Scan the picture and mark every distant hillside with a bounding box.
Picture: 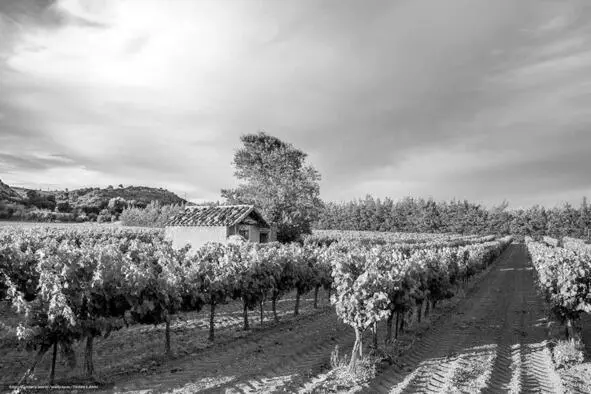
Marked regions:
[30,186,184,208]
[1,179,188,221]
[0,179,24,203]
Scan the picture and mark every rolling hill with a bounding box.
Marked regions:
[0,179,187,220]
[0,179,25,204]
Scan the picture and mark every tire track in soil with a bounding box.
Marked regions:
[365,244,564,394]
[380,252,512,394]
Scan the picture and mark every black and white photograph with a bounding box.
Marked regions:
[1,0,590,393]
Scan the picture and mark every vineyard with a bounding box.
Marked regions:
[526,235,591,345]
[305,229,490,245]
[2,226,588,392]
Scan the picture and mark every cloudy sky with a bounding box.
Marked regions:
[1,0,590,208]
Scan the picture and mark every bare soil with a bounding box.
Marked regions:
[555,314,591,394]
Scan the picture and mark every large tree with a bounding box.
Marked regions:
[222,132,323,242]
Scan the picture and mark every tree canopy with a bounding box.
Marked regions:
[316,195,591,238]
[222,132,323,242]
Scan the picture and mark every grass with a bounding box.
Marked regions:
[301,345,379,393]
[552,339,585,369]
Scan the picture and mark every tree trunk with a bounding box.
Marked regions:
[243,300,250,330]
[425,298,431,318]
[294,289,301,316]
[417,301,423,323]
[327,287,332,302]
[84,335,95,378]
[18,345,49,385]
[165,315,171,356]
[385,310,394,344]
[49,341,58,385]
[272,294,279,322]
[208,301,216,341]
[314,286,320,309]
[400,312,406,334]
[372,321,378,349]
[395,312,400,339]
[348,327,363,374]
[259,300,264,326]
[433,300,438,310]
[566,318,581,344]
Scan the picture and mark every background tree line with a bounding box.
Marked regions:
[315,196,591,238]
[5,131,589,241]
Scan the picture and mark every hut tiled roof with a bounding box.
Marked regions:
[166,205,268,227]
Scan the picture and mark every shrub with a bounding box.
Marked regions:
[120,201,184,227]
[25,190,56,211]
[23,209,53,222]
[56,201,72,213]
[330,355,378,387]
[97,209,113,223]
[227,234,247,244]
[108,197,128,216]
[330,345,347,369]
[553,340,585,369]
[53,212,76,222]
[0,202,17,219]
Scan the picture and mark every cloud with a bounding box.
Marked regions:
[1,0,591,207]
[0,152,76,172]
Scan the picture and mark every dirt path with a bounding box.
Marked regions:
[365,243,564,394]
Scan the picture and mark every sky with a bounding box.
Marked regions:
[1,0,591,209]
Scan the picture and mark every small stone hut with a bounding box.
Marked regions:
[165,205,276,250]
